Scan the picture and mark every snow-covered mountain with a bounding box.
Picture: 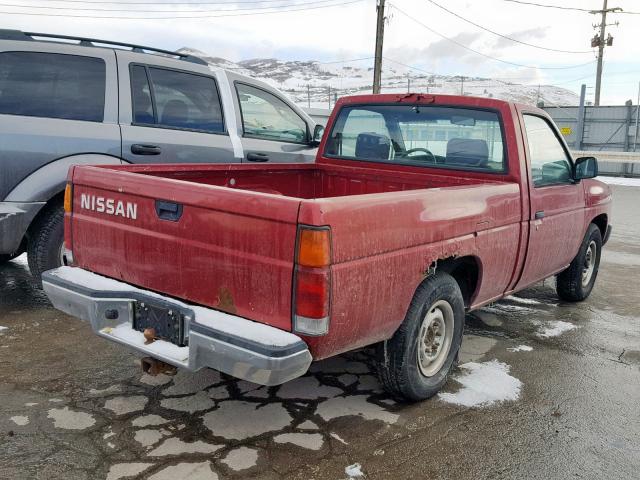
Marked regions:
[178,47,579,108]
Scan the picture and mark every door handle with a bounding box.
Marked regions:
[535,211,545,219]
[246,152,269,162]
[155,200,183,222]
[131,144,161,155]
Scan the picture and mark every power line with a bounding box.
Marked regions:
[0,0,363,18]
[389,3,597,70]
[501,0,640,15]
[28,0,300,3]
[424,0,593,54]
[499,0,594,12]
[0,0,350,13]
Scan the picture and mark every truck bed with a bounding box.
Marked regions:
[67,162,511,345]
[121,162,492,199]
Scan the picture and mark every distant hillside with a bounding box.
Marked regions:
[178,47,579,108]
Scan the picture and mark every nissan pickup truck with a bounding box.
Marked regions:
[42,94,612,402]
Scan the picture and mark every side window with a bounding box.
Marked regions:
[131,66,224,133]
[523,115,573,187]
[130,66,154,125]
[0,51,105,122]
[236,83,307,143]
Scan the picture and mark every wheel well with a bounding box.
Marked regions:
[26,191,64,239]
[591,214,608,238]
[433,256,480,308]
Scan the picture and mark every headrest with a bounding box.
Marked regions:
[355,132,391,161]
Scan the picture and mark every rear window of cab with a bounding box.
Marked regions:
[324,104,507,173]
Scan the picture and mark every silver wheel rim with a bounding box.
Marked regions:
[417,299,454,377]
[581,240,597,287]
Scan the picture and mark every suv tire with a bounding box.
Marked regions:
[27,201,64,284]
[377,272,465,402]
[556,223,602,302]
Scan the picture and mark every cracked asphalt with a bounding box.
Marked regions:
[1,184,639,480]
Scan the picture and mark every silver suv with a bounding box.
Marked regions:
[0,30,322,281]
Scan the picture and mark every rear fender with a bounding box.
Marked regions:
[5,153,126,203]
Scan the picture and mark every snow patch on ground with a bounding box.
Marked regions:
[148,462,218,480]
[10,415,29,426]
[274,432,324,450]
[47,407,96,430]
[505,295,541,305]
[316,395,399,424]
[221,446,259,471]
[439,360,522,407]
[345,463,365,478]
[0,326,7,332]
[599,176,640,187]
[536,321,577,338]
[104,396,148,415]
[507,345,533,352]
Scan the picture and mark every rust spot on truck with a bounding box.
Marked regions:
[215,287,237,315]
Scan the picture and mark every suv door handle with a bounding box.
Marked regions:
[131,144,161,155]
[246,152,269,162]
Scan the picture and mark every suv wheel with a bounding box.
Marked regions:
[27,201,65,284]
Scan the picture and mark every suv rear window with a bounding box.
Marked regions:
[325,104,506,173]
[130,65,224,133]
[0,52,105,122]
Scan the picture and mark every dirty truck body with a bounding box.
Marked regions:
[43,94,612,401]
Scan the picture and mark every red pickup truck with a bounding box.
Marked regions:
[43,94,611,401]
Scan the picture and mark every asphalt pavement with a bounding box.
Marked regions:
[1,184,638,480]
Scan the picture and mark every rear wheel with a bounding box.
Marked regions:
[556,223,602,302]
[27,201,65,284]
[377,272,465,402]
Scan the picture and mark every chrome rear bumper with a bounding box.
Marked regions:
[42,267,311,386]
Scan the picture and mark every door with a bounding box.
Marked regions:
[119,60,237,164]
[515,113,585,289]
[235,82,316,163]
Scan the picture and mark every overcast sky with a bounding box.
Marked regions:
[3,0,640,104]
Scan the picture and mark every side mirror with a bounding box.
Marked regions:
[574,156,598,180]
[310,124,325,147]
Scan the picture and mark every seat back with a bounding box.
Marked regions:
[446,138,489,167]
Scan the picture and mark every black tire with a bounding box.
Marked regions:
[556,223,602,302]
[376,272,465,402]
[27,201,65,284]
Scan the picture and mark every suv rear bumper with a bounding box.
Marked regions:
[0,202,45,254]
[42,267,312,386]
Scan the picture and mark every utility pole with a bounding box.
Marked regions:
[591,0,621,106]
[328,86,331,109]
[307,85,310,109]
[372,0,385,94]
[634,81,640,152]
[460,76,465,95]
[407,73,411,93]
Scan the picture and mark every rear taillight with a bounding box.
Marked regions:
[293,226,331,336]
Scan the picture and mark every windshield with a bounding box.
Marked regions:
[324,104,506,172]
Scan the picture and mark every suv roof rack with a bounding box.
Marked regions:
[0,29,208,66]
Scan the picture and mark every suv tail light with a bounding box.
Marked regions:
[293,226,331,336]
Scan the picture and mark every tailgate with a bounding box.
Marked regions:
[68,165,301,331]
